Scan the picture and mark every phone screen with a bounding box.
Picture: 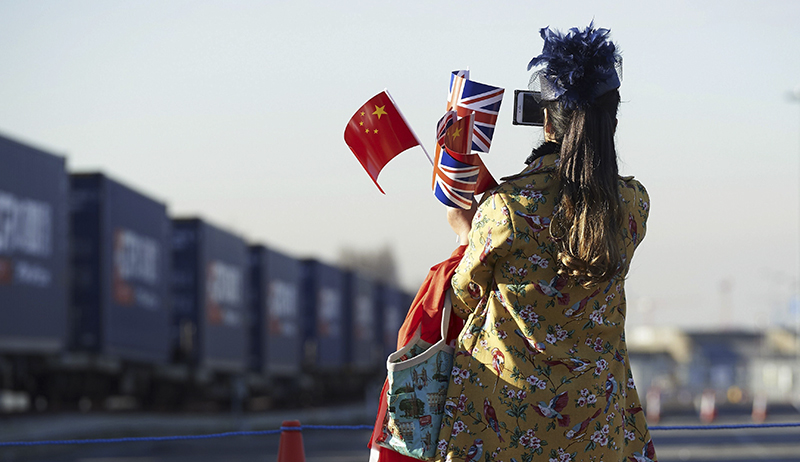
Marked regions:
[513,90,544,126]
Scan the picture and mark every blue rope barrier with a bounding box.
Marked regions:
[1,422,798,448]
[649,422,800,431]
[0,430,281,447]
[301,424,374,431]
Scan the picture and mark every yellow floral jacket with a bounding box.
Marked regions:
[437,153,656,462]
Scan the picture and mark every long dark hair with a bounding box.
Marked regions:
[544,89,622,287]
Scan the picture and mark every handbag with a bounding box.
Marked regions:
[377,292,454,460]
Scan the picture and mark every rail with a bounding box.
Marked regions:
[1,422,800,447]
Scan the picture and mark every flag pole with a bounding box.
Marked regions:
[385,89,433,166]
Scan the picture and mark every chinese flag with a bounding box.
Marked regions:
[344,91,420,193]
[441,112,473,155]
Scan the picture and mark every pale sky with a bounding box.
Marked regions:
[1,0,799,330]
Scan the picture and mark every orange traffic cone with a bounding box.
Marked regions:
[277,420,306,462]
[645,387,661,424]
[699,390,716,423]
[752,393,768,423]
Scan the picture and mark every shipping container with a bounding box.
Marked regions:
[402,291,415,323]
[378,284,408,360]
[300,259,346,371]
[0,134,68,353]
[345,271,382,372]
[248,245,301,377]
[171,218,248,373]
[70,173,171,364]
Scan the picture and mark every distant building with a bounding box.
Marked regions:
[627,327,691,405]
[627,326,800,409]
[684,330,760,396]
[749,329,799,403]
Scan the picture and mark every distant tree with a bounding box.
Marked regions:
[337,244,398,284]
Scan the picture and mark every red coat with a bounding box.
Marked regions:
[368,246,466,461]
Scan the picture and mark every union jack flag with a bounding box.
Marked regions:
[433,146,482,209]
[432,113,497,209]
[435,110,457,146]
[447,70,505,154]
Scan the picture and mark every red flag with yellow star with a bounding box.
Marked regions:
[344,91,420,193]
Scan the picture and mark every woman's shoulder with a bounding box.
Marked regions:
[618,175,651,229]
[481,173,558,210]
[619,175,647,194]
[499,153,560,183]
[618,175,649,201]
[486,154,561,197]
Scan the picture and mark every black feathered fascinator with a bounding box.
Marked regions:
[527,22,622,109]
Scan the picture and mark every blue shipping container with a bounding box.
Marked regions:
[0,134,68,353]
[172,218,248,373]
[378,284,408,360]
[70,173,171,363]
[248,245,301,377]
[346,272,381,372]
[300,259,346,371]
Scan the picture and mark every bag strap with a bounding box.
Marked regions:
[440,290,452,342]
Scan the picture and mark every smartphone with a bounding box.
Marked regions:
[512,90,544,126]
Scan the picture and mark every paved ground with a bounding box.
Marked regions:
[1,405,800,461]
[652,426,800,461]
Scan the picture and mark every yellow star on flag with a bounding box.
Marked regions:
[372,105,387,119]
[451,126,462,139]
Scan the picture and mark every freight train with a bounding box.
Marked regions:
[0,133,413,412]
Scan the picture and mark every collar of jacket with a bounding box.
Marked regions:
[501,153,560,182]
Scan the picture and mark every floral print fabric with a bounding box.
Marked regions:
[437,153,657,462]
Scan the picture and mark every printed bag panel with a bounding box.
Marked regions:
[378,293,455,460]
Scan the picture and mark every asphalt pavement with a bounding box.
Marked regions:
[1,403,800,462]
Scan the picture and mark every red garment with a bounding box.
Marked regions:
[367,246,466,461]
